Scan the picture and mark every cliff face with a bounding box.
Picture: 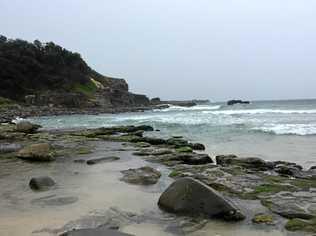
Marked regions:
[0,35,149,108]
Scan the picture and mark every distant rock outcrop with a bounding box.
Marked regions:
[227,100,250,106]
[150,98,210,107]
[0,35,150,109]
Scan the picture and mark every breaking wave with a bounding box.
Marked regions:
[252,124,316,136]
[203,109,316,115]
[155,105,221,112]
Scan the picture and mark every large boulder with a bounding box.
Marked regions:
[16,121,41,133]
[17,143,55,161]
[29,176,56,190]
[120,166,161,185]
[158,177,245,221]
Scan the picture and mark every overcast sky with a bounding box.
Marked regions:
[1,0,316,101]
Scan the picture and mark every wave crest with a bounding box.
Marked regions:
[252,124,316,136]
[155,105,221,112]
[203,109,316,115]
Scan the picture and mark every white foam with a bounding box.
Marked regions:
[203,109,316,115]
[155,105,221,112]
[11,117,25,124]
[253,124,316,135]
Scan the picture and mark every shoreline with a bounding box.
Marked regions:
[0,122,315,235]
[0,104,157,123]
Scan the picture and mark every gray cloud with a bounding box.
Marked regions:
[1,0,315,101]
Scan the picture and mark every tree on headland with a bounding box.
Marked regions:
[0,35,93,100]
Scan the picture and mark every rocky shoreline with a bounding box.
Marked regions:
[0,121,315,235]
[0,104,160,123]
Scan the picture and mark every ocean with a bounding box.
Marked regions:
[30,99,316,168]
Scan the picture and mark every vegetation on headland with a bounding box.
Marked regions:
[0,35,150,109]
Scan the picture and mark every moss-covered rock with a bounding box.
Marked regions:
[176,146,193,153]
[285,218,316,233]
[252,214,274,225]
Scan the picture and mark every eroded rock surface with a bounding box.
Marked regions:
[120,166,161,185]
[17,143,55,161]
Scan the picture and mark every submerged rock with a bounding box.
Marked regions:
[120,166,161,185]
[285,218,316,233]
[17,143,55,161]
[89,125,154,136]
[31,195,78,206]
[16,121,41,133]
[132,148,173,156]
[262,195,316,220]
[0,143,22,153]
[252,213,275,225]
[86,156,120,165]
[60,228,133,236]
[158,177,245,221]
[29,176,56,190]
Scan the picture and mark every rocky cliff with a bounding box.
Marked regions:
[0,35,150,109]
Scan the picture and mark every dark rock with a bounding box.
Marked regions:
[216,155,272,170]
[90,125,154,136]
[150,97,161,104]
[29,176,56,190]
[273,161,303,170]
[227,100,250,106]
[86,156,120,165]
[216,155,238,166]
[275,165,303,178]
[17,143,55,161]
[60,228,133,236]
[158,177,245,221]
[134,137,166,145]
[309,166,316,170]
[159,100,197,107]
[167,137,189,148]
[190,143,206,150]
[177,153,213,165]
[120,166,161,185]
[16,121,41,133]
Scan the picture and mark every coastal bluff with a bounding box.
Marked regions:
[0,35,150,110]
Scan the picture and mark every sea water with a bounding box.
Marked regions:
[30,99,316,168]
